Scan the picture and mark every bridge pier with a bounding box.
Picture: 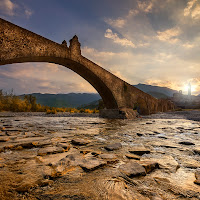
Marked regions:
[99,108,138,119]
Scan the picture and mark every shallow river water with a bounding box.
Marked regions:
[0,112,200,200]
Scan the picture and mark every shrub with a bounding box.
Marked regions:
[46,109,57,114]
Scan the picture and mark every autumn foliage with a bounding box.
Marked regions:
[0,90,99,114]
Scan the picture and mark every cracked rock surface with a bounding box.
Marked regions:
[0,111,200,200]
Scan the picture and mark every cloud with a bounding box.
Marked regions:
[137,0,153,13]
[145,79,178,90]
[157,27,181,43]
[0,0,16,16]
[0,0,33,18]
[105,9,138,28]
[25,9,33,18]
[84,43,200,95]
[191,3,200,19]
[105,18,126,28]
[182,42,195,49]
[145,77,200,95]
[104,29,136,48]
[184,0,200,20]
[0,63,96,94]
[82,46,129,62]
[104,0,155,30]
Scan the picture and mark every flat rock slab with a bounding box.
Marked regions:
[57,142,70,150]
[119,161,146,177]
[179,141,195,145]
[0,132,6,136]
[141,155,179,173]
[80,157,107,171]
[54,152,84,168]
[182,158,200,169]
[194,171,200,185]
[195,170,200,180]
[137,160,159,173]
[71,139,90,145]
[38,146,65,156]
[13,140,52,149]
[194,148,200,155]
[80,149,101,156]
[105,143,122,151]
[125,154,140,160]
[57,153,107,172]
[152,197,163,200]
[99,153,117,160]
[0,136,10,142]
[99,153,118,163]
[194,179,200,185]
[129,145,150,155]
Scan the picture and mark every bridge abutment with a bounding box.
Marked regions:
[99,108,138,119]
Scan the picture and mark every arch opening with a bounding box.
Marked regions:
[0,56,118,109]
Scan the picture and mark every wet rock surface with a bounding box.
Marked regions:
[125,153,140,160]
[0,111,200,200]
[37,146,65,156]
[194,170,200,185]
[105,142,122,151]
[119,161,146,177]
[129,145,150,155]
[71,138,90,145]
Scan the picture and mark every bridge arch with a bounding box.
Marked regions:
[0,56,118,109]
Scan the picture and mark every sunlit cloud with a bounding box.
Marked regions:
[184,0,200,20]
[82,46,129,61]
[0,0,33,18]
[105,9,138,28]
[105,18,126,28]
[191,3,200,19]
[145,79,200,95]
[182,42,195,49]
[0,63,96,94]
[0,0,16,16]
[157,27,181,43]
[137,0,153,13]
[104,29,136,48]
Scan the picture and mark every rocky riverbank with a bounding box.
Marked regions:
[0,111,200,199]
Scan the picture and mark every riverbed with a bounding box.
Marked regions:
[0,111,200,200]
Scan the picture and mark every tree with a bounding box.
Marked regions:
[24,95,37,111]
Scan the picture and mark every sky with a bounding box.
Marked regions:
[0,0,200,95]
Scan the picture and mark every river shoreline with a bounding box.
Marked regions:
[0,110,200,121]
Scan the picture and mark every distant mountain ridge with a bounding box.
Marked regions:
[134,84,177,98]
[19,93,101,108]
[18,84,177,108]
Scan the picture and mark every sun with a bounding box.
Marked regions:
[183,84,196,93]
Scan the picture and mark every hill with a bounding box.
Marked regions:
[19,93,101,108]
[18,84,176,109]
[134,83,177,98]
[78,100,100,109]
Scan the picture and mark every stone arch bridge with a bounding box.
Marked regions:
[0,18,174,118]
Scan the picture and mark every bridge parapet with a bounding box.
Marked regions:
[0,18,70,63]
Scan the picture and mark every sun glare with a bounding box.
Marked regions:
[183,84,196,93]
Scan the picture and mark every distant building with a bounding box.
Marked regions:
[188,83,191,97]
[171,84,200,109]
